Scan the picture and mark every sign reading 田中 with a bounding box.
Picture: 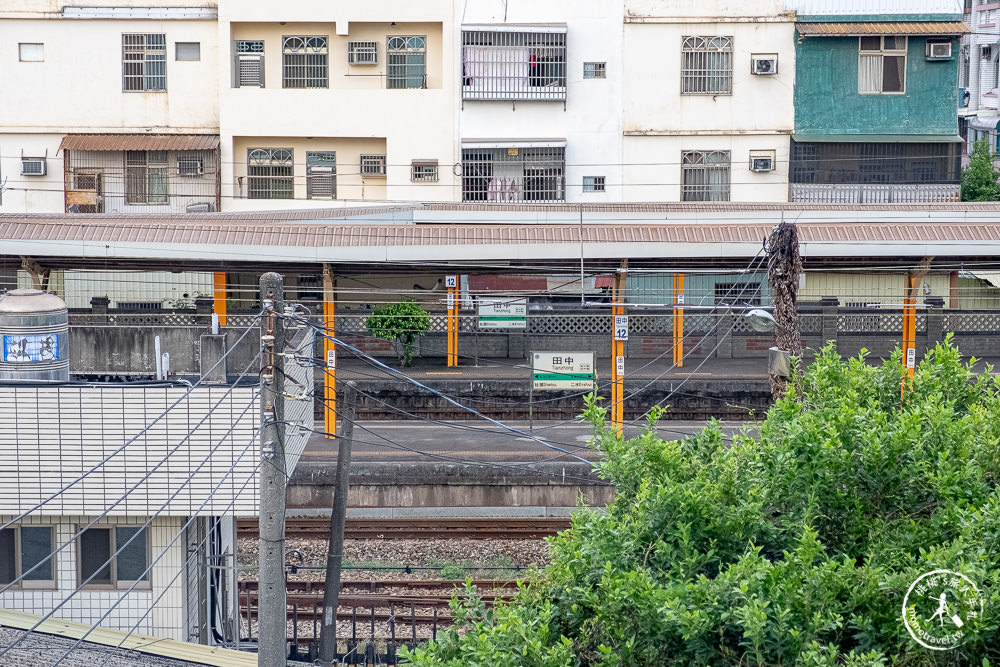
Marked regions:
[478,298,527,330]
[532,352,595,390]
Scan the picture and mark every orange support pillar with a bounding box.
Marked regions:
[673,273,685,367]
[213,271,227,326]
[323,265,336,438]
[611,262,628,434]
[901,273,917,396]
[447,275,458,367]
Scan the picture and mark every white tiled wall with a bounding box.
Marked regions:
[0,515,186,641]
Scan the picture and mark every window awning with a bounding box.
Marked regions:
[968,117,1000,132]
[796,21,970,36]
[462,139,567,149]
[59,134,220,152]
[792,134,964,143]
[971,271,1000,288]
[462,23,567,34]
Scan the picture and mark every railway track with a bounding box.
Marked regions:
[238,516,570,539]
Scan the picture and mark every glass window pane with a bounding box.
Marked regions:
[80,529,111,584]
[19,43,44,62]
[0,529,14,584]
[883,55,905,92]
[176,42,200,61]
[860,36,881,51]
[116,527,148,582]
[20,527,52,581]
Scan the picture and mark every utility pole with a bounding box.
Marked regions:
[258,272,287,667]
[318,382,357,666]
[611,260,628,434]
[901,257,933,396]
[766,222,802,401]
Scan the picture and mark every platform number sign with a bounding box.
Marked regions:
[616,355,625,376]
[614,315,629,341]
[676,293,684,305]
[445,275,458,288]
[906,347,916,369]
[326,349,336,369]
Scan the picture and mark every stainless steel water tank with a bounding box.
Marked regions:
[0,289,69,382]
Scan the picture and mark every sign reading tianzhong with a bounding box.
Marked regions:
[478,298,527,329]
[532,352,595,390]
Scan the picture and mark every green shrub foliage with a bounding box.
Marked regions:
[364,299,431,366]
[961,138,1000,202]
[405,339,1000,665]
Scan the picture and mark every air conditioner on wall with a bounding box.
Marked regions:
[751,56,778,75]
[927,42,953,59]
[348,41,378,65]
[750,157,775,172]
[177,158,204,176]
[21,158,46,176]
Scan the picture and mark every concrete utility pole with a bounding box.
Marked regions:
[767,222,803,401]
[318,382,357,666]
[258,272,287,667]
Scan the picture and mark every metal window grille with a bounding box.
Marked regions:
[360,154,387,177]
[789,141,960,185]
[681,150,731,201]
[122,33,166,91]
[282,35,328,88]
[348,41,378,65]
[411,160,439,181]
[462,30,566,100]
[234,40,264,87]
[306,151,336,199]
[583,62,606,79]
[715,282,762,306]
[125,150,168,205]
[583,176,605,192]
[681,36,732,95]
[859,36,906,94]
[247,148,293,199]
[461,146,565,202]
[176,154,204,176]
[387,35,426,89]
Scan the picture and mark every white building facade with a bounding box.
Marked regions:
[622,0,796,202]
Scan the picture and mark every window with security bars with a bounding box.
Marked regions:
[234,40,264,87]
[411,160,438,181]
[123,33,166,91]
[715,282,762,306]
[583,62,606,79]
[789,140,960,184]
[462,30,566,100]
[0,526,54,587]
[283,35,328,88]
[248,148,293,199]
[583,176,605,192]
[306,151,336,199]
[681,36,732,95]
[859,36,906,94]
[387,36,426,89]
[348,41,378,65]
[461,147,565,202]
[360,154,387,177]
[681,150,731,201]
[125,150,168,205]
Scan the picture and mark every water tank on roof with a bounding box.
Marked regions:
[0,289,69,382]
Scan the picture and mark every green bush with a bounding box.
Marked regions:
[364,299,431,366]
[961,138,1000,202]
[404,339,1000,665]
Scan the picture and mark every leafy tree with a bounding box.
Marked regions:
[364,299,431,366]
[961,138,1000,202]
[405,338,1000,665]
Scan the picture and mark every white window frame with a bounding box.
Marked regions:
[18,43,44,62]
[681,150,731,202]
[77,525,150,590]
[582,176,605,192]
[0,525,56,589]
[282,35,329,89]
[859,36,907,95]
[583,62,606,79]
[681,36,733,95]
[122,33,166,92]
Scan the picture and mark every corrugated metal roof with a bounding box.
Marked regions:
[796,21,969,35]
[58,134,220,152]
[786,0,963,17]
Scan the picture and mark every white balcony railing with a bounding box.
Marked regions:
[790,183,960,203]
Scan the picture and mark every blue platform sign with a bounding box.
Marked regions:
[3,333,60,363]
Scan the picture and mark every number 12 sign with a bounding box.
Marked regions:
[614,315,629,341]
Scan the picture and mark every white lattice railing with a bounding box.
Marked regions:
[791,183,960,203]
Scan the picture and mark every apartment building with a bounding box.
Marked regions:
[961,0,1000,155]
[0,1,220,214]
[621,0,796,202]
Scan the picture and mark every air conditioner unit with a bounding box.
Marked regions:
[177,158,204,176]
[21,158,46,176]
[751,56,778,75]
[348,41,378,65]
[750,157,775,172]
[185,201,214,213]
[927,42,953,59]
